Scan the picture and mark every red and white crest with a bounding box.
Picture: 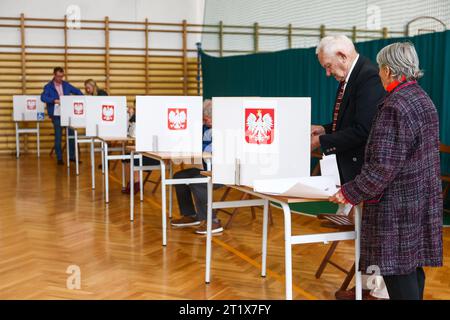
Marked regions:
[167,108,187,130]
[73,102,84,115]
[244,108,275,144]
[102,105,115,122]
[26,99,36,111]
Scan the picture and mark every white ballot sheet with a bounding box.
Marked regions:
[253,176,338,199]
[53,104,61,116]
[320,154,341,186]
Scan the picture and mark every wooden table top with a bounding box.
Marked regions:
[201,171,326,204]
[126,146,211,161]
[97,136,135,142]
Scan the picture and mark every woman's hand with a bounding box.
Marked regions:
[329,189,348,204]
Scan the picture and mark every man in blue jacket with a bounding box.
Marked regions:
[41,67,83,165]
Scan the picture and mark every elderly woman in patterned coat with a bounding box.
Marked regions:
[330,42,443,300]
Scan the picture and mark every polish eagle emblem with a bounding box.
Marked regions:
[26,99,36,111]
[168,108,187,130]
[245,108,275,144]
[73,102,84,115]
[102,105,114,122]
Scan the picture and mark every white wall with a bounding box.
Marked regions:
[0,0,205,55]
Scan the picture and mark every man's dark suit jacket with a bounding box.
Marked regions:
[319,55,385,184]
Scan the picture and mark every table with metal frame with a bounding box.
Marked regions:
[15,121,40,158]
[65,126,104,177]
[92,136,136,203]
[203,175,362,300]
[128,148,212,246]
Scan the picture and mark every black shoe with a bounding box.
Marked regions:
[57,160,64,165]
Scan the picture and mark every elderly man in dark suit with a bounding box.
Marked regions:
[331,42,443,300]
[312,35,386,299]
[312,35,385,186]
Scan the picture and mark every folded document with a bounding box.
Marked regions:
[253,176,338,199]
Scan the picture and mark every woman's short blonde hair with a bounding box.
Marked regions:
[376,42,423,81]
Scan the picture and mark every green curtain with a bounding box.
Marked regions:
[201,30,450,181]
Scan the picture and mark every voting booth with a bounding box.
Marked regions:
[13,95,46,158]
[85,96,128,138]
[135,96,203,153]
[13,95,45,122]
[206,97,362,300]
[61,96,87,129]
[212,97,312,187]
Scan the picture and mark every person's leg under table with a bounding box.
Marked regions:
[52,116,63,162]
[66,126,70,167]
[191,177,223,234]
[171,168,201,227]
[191,181,218,222]
[68,127,75,161]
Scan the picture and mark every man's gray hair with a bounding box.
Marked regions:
[376,42,423,80]
[316,35,356,56]
[203,99,212,118]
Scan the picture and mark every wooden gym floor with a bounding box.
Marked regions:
[0,153,449,300]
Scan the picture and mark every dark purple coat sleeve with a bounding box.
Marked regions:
[341,101,413,204]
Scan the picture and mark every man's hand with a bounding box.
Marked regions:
[329,189,348,204]
[311,135,321,151]
[311,125,325,136]
[311,125,325,151]
[54,99,60,105]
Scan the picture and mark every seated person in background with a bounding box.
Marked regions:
[41,67,83,165]
[171,99,224,234]
[122,104,160,194]
[84,79,108,96]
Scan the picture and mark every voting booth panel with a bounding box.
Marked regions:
[135,96,203,153]
[61,96,87,128]
[13,96,46,122]
[85,96,128,138]
[212,97,311,187]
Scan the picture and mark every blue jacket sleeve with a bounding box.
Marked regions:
[67,82,83,96]
[40,83,55,104]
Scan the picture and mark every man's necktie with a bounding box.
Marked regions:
[332,81,346,133]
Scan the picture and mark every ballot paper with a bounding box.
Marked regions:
[253,176,338,199]
[53,103,61,116]
[320,154,341,186]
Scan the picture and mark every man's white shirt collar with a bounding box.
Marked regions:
[344,54,359,86]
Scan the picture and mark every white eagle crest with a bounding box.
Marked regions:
[27,99,36,110]
[246,109,273,143]
[102,105,114,121]
[168,109,187,129]
[74,102,83,115]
